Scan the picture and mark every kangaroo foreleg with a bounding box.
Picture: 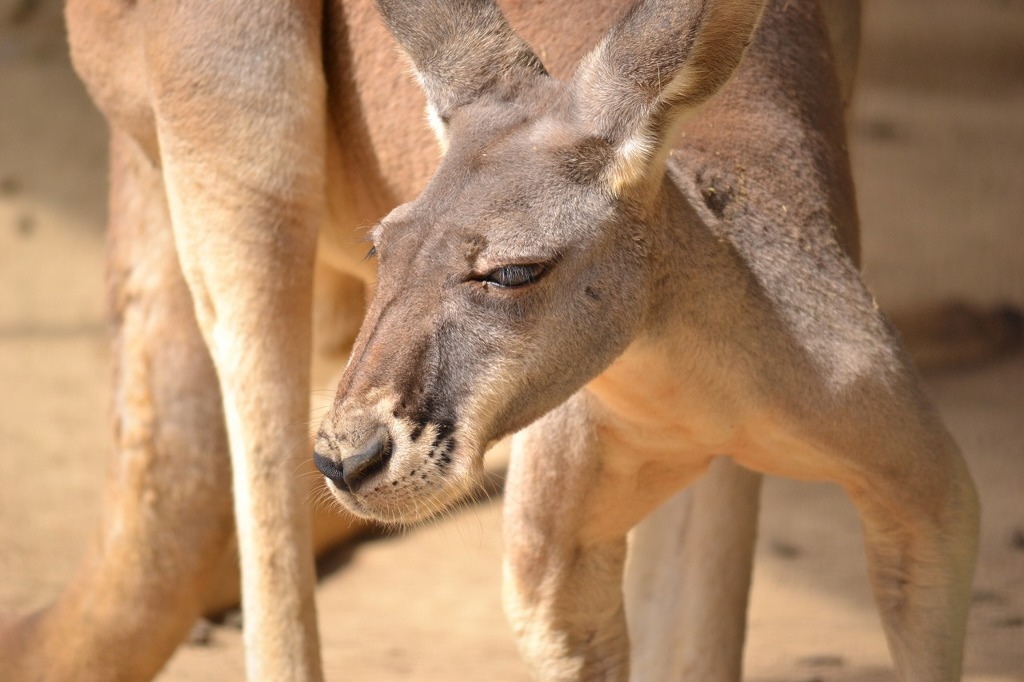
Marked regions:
[504,395,712,682]
[738,370,979,681]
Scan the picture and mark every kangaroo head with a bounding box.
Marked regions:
[315,0,764,523]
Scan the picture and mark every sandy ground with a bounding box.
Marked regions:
[1,1,1022,680]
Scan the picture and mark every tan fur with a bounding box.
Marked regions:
[324,1,978,681]
[0,0,1013,680]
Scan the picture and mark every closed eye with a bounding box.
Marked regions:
[479,263,547,289]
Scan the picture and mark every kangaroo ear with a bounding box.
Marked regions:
[569,0,765,193]
[375,0,548,146]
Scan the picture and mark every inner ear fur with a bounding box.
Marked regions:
[374,0,548,144]
[568,0,766,193]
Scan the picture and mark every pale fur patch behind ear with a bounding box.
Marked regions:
[425,103,450,154]
[609,132,658,195]
[606,66,703,195]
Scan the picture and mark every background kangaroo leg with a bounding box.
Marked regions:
[144,2,327,676]
[0,131,236,681]
[624,459,762,682]
[157,143,324,681]
[199,265,374,619]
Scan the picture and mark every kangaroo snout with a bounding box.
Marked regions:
[314,384,482,524]
[314,426,393,493]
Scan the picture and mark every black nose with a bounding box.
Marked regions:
[314,427,393,493]
[313,450,347,491]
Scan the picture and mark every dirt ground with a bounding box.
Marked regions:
[1,1,1022,680]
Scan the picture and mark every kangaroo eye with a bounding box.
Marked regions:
[364,244,378,260]
[482,263,546,288]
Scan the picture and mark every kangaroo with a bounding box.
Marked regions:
[0,0,984,681]
[315,1,978,680]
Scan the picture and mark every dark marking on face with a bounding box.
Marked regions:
[386,329,459,446]
[432,421,455,447]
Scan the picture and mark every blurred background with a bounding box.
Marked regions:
[1,0,1021,680]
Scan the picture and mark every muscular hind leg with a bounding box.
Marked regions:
[0,131,235,681]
